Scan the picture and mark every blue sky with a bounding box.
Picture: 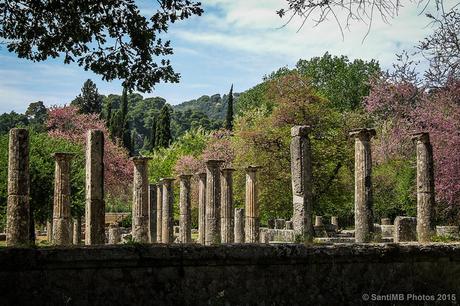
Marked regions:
[0,0,447,113]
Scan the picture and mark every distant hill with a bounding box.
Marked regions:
[173,93,240,121]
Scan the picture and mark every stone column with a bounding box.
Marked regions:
[314,216,323,227]
[46,220,53,242]
[234,208,245,243]
[245,166,261,243]
[179,174,192,243]
[350,128,376,243]
[156,181,163,243]
[73,215,82,245]
[205,160,224,245]
[221,168,235,243]
[85,130,105,245]
[331,216,339,227]
[52,152,74,245]
[161,178,175,244]
[197,172,207,244]
[108,223,121,244]
[412,132,435,243]
[131,157,151,243]
[148,184,157,243]
[6,128,30,246]
[290,126,314,241]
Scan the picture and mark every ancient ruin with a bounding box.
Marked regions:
[220,168,235,243]
[131,157,151,243]
[161,178,175,244]
[197,172,207,244]
[205,160,224,245]
[178,174,192,243]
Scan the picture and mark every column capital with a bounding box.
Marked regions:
[161,177,175,183]
[52,152,75,160]
[178,174,193,180]
[349,128,376,140]
[245,165,262,172]
[411,131,430,143]
[130,156,152,164]
[221,167,235,174]
[196,171,207,178]
[205,159,224,166]
[291,125,311,137]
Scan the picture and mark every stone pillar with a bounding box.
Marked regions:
[73,216,82,245]
[221,168,235,243]
[156,181,163,243]
[245,166,261,243]
[394,216,417,243]
[179,174,192,243]
[148,184,157,243]
[285,220,293,230]
[314,216,323,227]
[412,132,435,243]
[350,128,376,243]
[290,126,314,241]
[274,219,285,230]
[6,128,30,246]
[381,218,391,225]
[108,223,121,244]
[85,130,105,245]
[46,220,53,242]
[197,172,207,244]
[331,216,339,227]
[131,157,151,243]
[205,160,224,245]
[52,152,74,245]
[161,178,175,244]
[234,208,245,243]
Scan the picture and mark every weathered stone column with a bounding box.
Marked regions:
[234,208,245,243]
[156,181,163,243]
[85,130,105,245]
[245,166,261,243]
[73,215,81,245]
[148,184,157,243]
[350,128,376,243]
[290,126,314,241]
[6,128,30,246]
[205,160,224,245]
[108,223,121,244]
[314,216,323,227]
[197,172,207,244]
[46,220,53,242]
[179,174,192,243]
[161,178,175,244]
[131,157,151,243]
[331,216,339,227]
[52,152,74,245]
[412,132,435,243]
[221,168,235,243]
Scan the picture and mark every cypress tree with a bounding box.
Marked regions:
[71,79,103,114]
[155,105,172,148]
[225,84,234,130]
[123,119,132,154]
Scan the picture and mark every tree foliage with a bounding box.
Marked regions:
[71,79,103,115]
[155,105,172,148]
[226,84,234,130]
[0,0,203,92]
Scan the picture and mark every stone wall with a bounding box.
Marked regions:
[1,244,460,305]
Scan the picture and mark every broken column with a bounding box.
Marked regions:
[221,168,235,243]
[131,157,151,243]
[179,174,192,243]
[52,152,74,245]
[46,220,53,243]
[350,128,376,243]
[314,216,323,227]
[108,223,121,244]
[290,126,314,241]
[85,130,105,245]
[394,216,417,242]
[161,178,175,244]
[6,128,30,246]
[148,184,157,243]
[234,208,245,243]
[197,172,207,244]
[331,216,339,228]
[73,215,81,245]
[156,181,163,243]
[412,132,435,243]
[205,160,224,245]
[245,166,261,243]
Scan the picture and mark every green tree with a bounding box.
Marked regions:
[0,112,28,134]
[0,1,203,92]
[25,101,47,131]
[296,53,381,111]
[155,105,172,148]
[226,84,234,130]
[71,79,103,114]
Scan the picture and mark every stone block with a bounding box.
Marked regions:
[394,216,417,243]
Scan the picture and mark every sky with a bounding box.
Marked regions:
[0,0,447,113]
